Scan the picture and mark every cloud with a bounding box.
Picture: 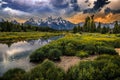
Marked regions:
[2,0,82,16]
[104,7,120,14]
[83,0,110,13]
[85,0,89,3]
[2,7,30,16]
[0,0,8,8]
[3,0,30,12]
[67,12,120,24]
[95,13,120,23]
[0,0,120,23]
[51,0,69,9]
[5,0,50,6]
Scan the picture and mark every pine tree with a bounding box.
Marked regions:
[97,22,101,33]
[101,26,107,34]
[83,15,96,33]
[73,26,78,33]
[113,21,120,34]
[83,16,91,32]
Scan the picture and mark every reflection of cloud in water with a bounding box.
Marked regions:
[0,39,51,63]
[0,38,51,76]
[5,39,51,56]
[6,41,31,56]
[0,36,62,76]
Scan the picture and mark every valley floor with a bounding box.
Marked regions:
[0,32,63,43]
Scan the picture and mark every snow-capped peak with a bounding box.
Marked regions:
[24,17,75,30]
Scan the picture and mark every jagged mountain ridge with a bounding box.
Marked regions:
[0,17,119,30]
[24,17,75,30]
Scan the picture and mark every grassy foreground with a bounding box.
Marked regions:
[0,32,64,43]
[30,33,120,62]
[1,55,120,80]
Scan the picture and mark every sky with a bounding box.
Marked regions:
[0,0,120,23]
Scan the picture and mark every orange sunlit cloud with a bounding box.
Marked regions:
[66,13,120,24]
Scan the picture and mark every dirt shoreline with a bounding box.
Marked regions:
[55,55,98,71]
[115,48,120,55]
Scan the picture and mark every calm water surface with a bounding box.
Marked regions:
[0,36,62,76]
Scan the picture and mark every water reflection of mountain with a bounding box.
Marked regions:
[0,38,52,62]
[0,36,62,76]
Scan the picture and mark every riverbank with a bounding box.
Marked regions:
[30,33,120,63]
[0,32,64,43]
[55,55,98,71]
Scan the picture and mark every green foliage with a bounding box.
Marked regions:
[48,49,62,61]
[76,51,89,58]
[101,26,109,34]
[0,21,56,32]
[64,42,77,56]
[82,16,97,33]
[30,46,62,62]
[96,22,102,32]
[30,33,119,62]
[113,21,120,34]
[30,50,45,62]
[0,32,62,43]
[113,39,120,48]
[73,16,120,34]
[73,26,82,33]
[97,46,118,55]
[22,60,65,80]
[2,55,120,80]
[83,44,97,55]
[67,55,120,80]
[2,68,25,80]
[73,26,78,33]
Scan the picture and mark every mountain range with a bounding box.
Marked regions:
[0,17,119,30]
[24,17,75,30]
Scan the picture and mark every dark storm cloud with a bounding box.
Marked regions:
[3,0,30,12]
[2,0,81,16]
[51,0,69,9]
[93,0,110,11]
[70,0,80,11]
[85,0,89,3]
[2,0,118,19]
[71,3,80,11]
[105,7,120,14]
[83,0,110,14]
[49,0,81,15]
[70,0,77,3]
[51,0,80,12]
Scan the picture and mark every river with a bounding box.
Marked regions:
[0,36,62,76]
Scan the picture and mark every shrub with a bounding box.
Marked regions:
[0,77,3,80]
[23,60,65,80]
[30,50,45,62]
[48,49,62,61]
[97,46,118,55]
[113,39,120,48]
[64,42,77,56]
[76,51,89,58]
[2,68,25,80]
[83,44,97,55]
[67,55,120,80]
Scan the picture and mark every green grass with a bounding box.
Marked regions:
[0,32,64,43]
[30,33,120,62]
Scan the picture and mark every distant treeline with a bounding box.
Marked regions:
[0,21,56,32]
[73,16,120,34]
